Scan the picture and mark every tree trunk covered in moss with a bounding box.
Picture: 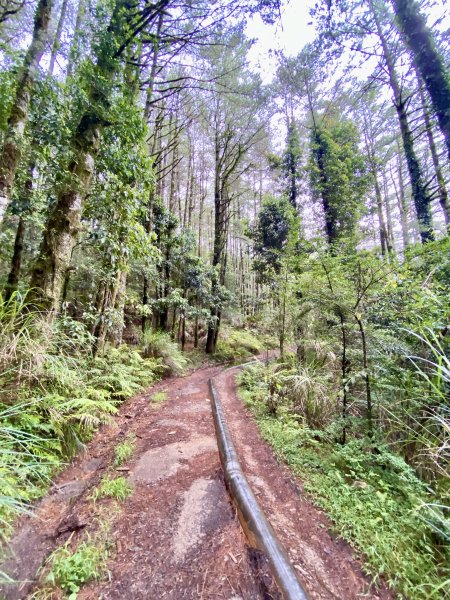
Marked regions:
[4,216,25,301]
[0,0,54,224]
[30,0,168,315]
[392,0,450,162]
[313,132,337,246]
[417,76,450,226]
[372,3,434,243]
[48,0,69,75]
[30,115,101,313]
[395,97,433,243]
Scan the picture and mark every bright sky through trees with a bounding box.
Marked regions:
[246,0,317,82]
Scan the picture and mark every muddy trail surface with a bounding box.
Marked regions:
[0,363,393,600]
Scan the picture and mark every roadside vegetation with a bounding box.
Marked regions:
[113,434,136,466]
[0,292,161,534]
[91,475,133,503]
[43,539,109,599]
[238,309,450,600]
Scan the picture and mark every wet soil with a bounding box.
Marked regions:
[0,362,394,600]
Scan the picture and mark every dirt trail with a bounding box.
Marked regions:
[0,363,393,600]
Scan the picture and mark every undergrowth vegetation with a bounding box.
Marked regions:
[113,434,136,466]
[142,330,189,376]
[43,540,108,599]
[0,293,162,534]
[214,327,277,363]
[238,360,450,599]
[91,476,133,503]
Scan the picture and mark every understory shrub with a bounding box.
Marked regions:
[238,362,450,599]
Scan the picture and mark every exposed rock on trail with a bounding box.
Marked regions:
[0,364,393,600]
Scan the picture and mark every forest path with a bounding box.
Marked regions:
[0,363,393,600]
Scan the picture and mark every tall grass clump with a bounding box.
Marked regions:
[142,329,188,375]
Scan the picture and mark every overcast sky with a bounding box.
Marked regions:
[245,0,449,84]
[245,0,317,83]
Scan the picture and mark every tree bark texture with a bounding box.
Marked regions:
[0,0,54,224]
[393,0,450,161]
[4,216,25,302]
[417,76,450,226]
[48,0,69,75]
[372,3,434,243]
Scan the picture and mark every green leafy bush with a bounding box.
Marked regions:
[237,362,266,390]
[45,541,107,599]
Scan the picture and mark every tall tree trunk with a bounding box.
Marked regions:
[112,270,127,346]
[362,116,391,255]
[371,2,434,243]
[374,174,390,255]
[48,0,69,75]
[312,127,337,246]
[392,150,410,249]
[382,171,396,252]
[206,131,226,354]
[67,0,87,78]
[417,75,450,226]
[3,155,35,300]
[4,216,25,302]
[0,0,54,224]
[194,311,199,348]
[392,0,450,161]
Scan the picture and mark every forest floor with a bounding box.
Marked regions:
[0,362,394,600]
